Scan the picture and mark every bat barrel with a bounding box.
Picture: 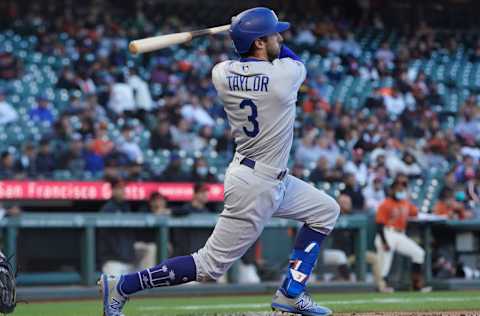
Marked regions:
[129,24,230,54]
[129,32,192,54]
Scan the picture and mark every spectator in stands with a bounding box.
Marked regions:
[197,125,214,150]
[309,157,329,183]
[325,59,343,83]
[387,151,422,178]
[78,116,95,140]
[15,143,37,178]
[294,25,316,46]
[291,163,307,181]
[135,192,172,268]
[454,104,480,144]
[90,121,114,157]
[0,89,18,125]
[325,156,346,182]
[176,183,212,215]
[54,115,74,143]
[309,74,329,100]
[327,32,344,55]
[341,173,365,210]
[316,135,340,167]
[150,119,177,151]
[355,125,383,152]
[85,94,107,122]
[383,87,407,118]
[454,154,476,183]
[171,119,203,151]
[190,157,216,183]
[124,160,146,181]
[364,176,386,212]
[146,192,171,216]
[345,148,368,186]
[159,154,189,182]
[295,132,319,166]
[467,169,480,205]
[35,138,56,178]
[76,69,96,95]
[63,94,86,116]
[58,134,86,177]
[98,179,137,275]
[375,42,394,65]
[108,72,135,117]
[181,96,215,127]
[434,187,473,220]
[443,170,457,191]
[0,52,21,79]
[343,32,361,57]
[128,68,154,112]
[116,125,143,164]
[29,94,54,124]
[0,151,15,179]
[359,61,380,81]
[56,68,81,90]
[171,183,213,257]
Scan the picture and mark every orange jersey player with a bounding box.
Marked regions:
[375,175,431,292]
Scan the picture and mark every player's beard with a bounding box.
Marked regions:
[266,44,280,62]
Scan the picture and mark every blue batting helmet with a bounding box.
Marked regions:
[229,7,290,54]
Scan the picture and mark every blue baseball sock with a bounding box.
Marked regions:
[281,225,326,298]
[119,255,196,296]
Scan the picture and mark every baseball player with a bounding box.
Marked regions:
[375,176,431,292]
[99,7,339,316]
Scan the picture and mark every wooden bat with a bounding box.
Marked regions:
[129,24,230,54]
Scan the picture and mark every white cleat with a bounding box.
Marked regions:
[271,290,332,316]
[98,274,128,316]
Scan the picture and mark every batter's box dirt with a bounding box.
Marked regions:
[186,312,480,316]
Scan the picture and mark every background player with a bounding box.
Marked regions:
[99,7,339,316]
[375,175,432,292]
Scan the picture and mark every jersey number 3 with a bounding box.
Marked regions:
[240,99,259,137]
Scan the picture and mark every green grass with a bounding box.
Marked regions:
[14,290,480,316]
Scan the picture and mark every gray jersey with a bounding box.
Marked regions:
[212,58,306,169]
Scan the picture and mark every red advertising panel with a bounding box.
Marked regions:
[0,181,224,201]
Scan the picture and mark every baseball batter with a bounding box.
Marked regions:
[100,7,339,316]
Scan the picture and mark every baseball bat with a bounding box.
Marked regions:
[129,24,230,54]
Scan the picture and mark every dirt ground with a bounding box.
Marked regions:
[334,312,480,316]
[194,312,480,316]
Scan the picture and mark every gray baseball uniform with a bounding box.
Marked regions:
[192,57,340,281]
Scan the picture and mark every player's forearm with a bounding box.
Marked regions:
[279,45,302,62]
[376,223,388,245]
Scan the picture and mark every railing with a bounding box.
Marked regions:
[0,213,369,286]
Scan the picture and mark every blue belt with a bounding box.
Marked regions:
[240,157,287,180]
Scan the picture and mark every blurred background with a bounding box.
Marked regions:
[0,0,479,299]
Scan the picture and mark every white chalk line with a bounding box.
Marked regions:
[139,296,480,311]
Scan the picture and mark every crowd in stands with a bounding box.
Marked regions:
[0,0,479,286]
[0,2,478,217]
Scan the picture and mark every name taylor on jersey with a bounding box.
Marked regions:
[226,74,270,92]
